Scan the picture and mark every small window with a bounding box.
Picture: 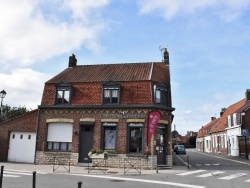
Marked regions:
[55,82,72,105]
[154,82,169,105]
[28,135,31,139]
[12,134,15,139]
[20,135,23,139]
[102,81,120,104]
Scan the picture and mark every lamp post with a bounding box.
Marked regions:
[0,90,7,120]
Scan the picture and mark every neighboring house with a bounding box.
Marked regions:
[197,90,250,157]
[196,117,220,153]
[231,90,250,158]
[35,51,175,168]
[210,99,245,155]
[0,110,38,163]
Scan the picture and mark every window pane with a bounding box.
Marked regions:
[68,143,72,151]
[47,142,52,150]
[104,127,116,150]
[63,90,70,104]
[57,90,63,104]
[129,128,142,153]
[54,142,60,150]
[155,90,161,103]
[162,90,168,104]
[61,142,67,150]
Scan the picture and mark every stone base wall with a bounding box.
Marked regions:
[35,151,173,169]
[35,151,78,166]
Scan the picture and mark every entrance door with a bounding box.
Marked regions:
[156,125,166,165]
[79,125,94,163]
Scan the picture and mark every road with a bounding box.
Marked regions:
[1,149,250,188]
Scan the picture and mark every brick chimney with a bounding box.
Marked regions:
[211,117,216,121]
[220,108,227,117]
[68,54,77,67]
[245,89,250,101]
[162,48,169,65]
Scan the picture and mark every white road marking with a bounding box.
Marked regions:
[196,171,225,177]
[4,169,47,174]
[70,174,206,188]
[177,170,207,176]
[245,179,250,182]
[3,174,20,178]
[4,171,32,176]
[218,173,247,180]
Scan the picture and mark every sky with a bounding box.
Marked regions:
[1,0,250,135]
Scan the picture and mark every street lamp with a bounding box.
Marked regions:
[0,90,7,118]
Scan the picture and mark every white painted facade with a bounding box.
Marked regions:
[204,135,211,153]
[226,113,242,156]
[8,131,36,163]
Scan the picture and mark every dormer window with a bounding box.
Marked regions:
[154,82,168,105]
[55,82,72,105]
[102,81,120,104]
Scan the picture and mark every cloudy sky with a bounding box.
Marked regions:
[1,0,250,135]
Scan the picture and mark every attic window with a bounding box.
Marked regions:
[154,82,169,105]
[102,81,120,104]
[55,82,72,105]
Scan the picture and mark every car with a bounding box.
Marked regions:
[173,144,182,152]
[175,145,186,154]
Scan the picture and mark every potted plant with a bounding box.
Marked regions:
[88,148,108,159]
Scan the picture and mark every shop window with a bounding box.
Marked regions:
[55,82,72,105]
[102,81,120,104]
[28,135,31,139]
[154,82,168,105]
[20,135,23,139]
[128,123,144,153]
[102,122,117,151]
[12,134,15,139]
[47,122,73,152]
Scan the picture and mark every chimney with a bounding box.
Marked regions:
[68,54,77,67]
[245,89,250,101]
[211,117,216,121]
[220,108,227,117]
[161,48,169,65]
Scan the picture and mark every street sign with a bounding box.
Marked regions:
[242,129,249,136]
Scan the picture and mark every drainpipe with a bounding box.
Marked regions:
[34,109,40,164]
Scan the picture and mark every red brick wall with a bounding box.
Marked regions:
[0,110,38,161]
[41,81,152,105]
[36,108,172,156]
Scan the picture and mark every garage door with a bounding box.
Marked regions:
[8,132,36,163]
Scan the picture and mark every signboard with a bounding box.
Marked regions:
[242,129,249,136]
[147,110,161,144]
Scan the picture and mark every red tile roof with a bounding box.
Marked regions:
[46,62,170,83]
[210,98,246,133]
[197,118,220,138]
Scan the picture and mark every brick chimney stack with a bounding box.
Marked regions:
[220,108,227,117]
[162,48,169,65]
[245,89,250,101]
[68,54,77,67]
[211,117,216,121]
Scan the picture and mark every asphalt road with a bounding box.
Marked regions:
[1,149,250,188]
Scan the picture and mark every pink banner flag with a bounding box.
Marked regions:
[147,110,161,144]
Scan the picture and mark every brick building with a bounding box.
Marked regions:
[35,50,175,169]
[0,110,38,162]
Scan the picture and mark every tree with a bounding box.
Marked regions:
[188,136,197,146]
[0,105,30,122]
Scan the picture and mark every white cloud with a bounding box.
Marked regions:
[0,0,110,66]
[0,68,51,109]
[136,0,250,21]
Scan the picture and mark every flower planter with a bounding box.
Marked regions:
[90,153,105,159]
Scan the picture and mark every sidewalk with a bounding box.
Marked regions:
[0,162,186,176]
